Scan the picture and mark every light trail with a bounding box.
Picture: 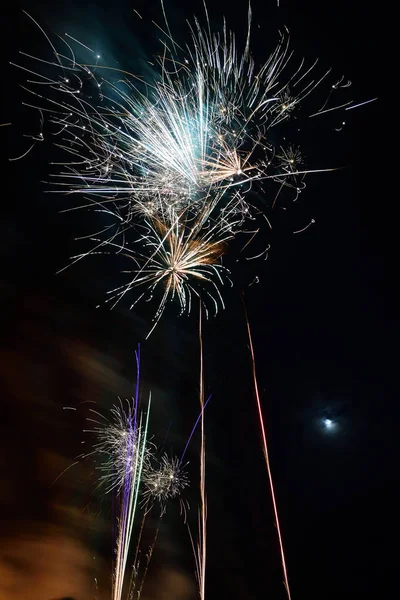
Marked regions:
[242,292,292,600]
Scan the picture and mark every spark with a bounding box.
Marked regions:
[345,97,378,110]
[277,145,304,173]
[309,101,353,117]
[293,218,315,234]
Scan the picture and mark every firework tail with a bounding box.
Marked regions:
[136,522,160,599]
[180,394,212,466]
[113,405,151,600]
[128,500,151,598]
[113,406,151,600]
[241,291,292,600]
[198,302,207,600]
[112,346,151,600]
[134,345,140,434]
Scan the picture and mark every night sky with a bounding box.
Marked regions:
[0,1,394,599]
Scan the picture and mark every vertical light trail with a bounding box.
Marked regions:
[241,292,292,600]
[198,303,207,600]
[112,399,151,600]
[136,523,160,599]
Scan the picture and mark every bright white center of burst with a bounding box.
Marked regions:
[237,169,242,175]
[324,418,333,428]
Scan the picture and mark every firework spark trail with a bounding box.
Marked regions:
[128,502,150,598]
[198,303,207,600]
[112,345,149,600]
[180,394,212,466]
[241,292,292,600]
[136,523,160,600]
[113,402,151,600]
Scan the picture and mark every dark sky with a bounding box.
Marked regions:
[1,1,394,599]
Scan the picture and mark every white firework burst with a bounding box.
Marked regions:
[143,454,189,507]
[11,7,368,333]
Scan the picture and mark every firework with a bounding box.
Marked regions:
[12,7,372,334]
[277,145,304,173]
[12,10,376,598]
[112,406,151,600]
[197,305,207,600]
[143,454,189,508]
[64,401,150,600]
[83,399,149,494]
[98,203,236,335]
[75,346,152,600]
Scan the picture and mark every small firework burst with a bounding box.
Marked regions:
[277,145,304,172]
[143,454,189,507]
[102,208,234,336]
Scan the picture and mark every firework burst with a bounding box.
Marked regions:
[12,7,370,334]
[98,205,236,334]
[277,145,304,173]
[143,454,189,509]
